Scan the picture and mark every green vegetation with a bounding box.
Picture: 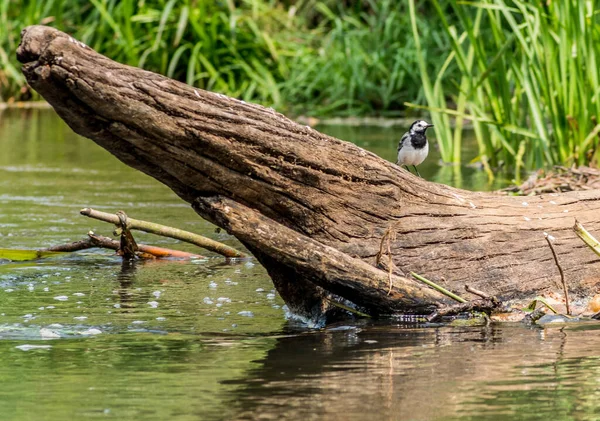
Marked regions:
[3,0,600,174]
[410,0,600,177]
[282,0,450,116]
[0,0,444,116]
[0,0,300,108]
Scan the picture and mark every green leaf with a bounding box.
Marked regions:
[523,297,559,314]
[0,249,64,262]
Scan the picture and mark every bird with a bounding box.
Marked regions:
[396,120,434,177]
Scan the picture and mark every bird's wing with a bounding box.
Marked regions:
[397,132,409,152]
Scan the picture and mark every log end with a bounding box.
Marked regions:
[17,25,64,65]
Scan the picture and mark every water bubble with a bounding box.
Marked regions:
[40,328,61,339]
[16,344,52,351]
[237,311,254,317]
[54,295,68,301]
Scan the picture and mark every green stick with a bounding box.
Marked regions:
[410,272,467,303]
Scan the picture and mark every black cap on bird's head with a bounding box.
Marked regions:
[410,120,434,133]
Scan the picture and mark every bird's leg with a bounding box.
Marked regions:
[413,165,421,177]
[403,165,413,174]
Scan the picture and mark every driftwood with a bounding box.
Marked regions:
[80,207,245,257]
[43,232,205,259]
[17,26,600,324]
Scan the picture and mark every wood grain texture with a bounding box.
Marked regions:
[17,25,600,322]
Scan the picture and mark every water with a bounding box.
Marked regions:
[1,109,599,420]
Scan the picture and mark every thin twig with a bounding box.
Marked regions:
[80,208,246,258]
[376,222,400,295]
[387,234,394,295]
[410,272,467,303]
[43,232,205,259]
[465,285,491,299]
[544,232,570,315]
[324,297,371,318]
[42,237,97,252]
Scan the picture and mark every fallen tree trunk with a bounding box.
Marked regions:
[17,26,600,323]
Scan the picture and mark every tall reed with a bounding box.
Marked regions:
[1,0,451,117]
[0,0,298,107]
[283,0,451,116]
[410,0,600,176]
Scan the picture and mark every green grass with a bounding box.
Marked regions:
[409,0,600,178]
[0,0,447,117]
[280,0,452,117]
[0,0,300,108]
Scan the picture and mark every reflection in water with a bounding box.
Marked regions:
[228,323,600,421]
[116,259,138,309]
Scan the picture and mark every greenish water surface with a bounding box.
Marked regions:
[1,109,599,421]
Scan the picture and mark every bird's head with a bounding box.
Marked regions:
[410,120,434,134]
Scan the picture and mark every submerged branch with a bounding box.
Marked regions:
[43,232,205,259]
[42,237,98,253]
[80,208,246,258]
[426,298,501,323]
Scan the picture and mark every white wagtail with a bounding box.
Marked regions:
[396,120,434,177]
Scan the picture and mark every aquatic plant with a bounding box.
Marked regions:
[409,0,600,176]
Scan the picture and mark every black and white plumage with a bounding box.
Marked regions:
[396,120,433,176]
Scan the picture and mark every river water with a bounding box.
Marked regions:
[1,109,599,420]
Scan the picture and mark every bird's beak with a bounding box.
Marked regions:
[427,124,434,128]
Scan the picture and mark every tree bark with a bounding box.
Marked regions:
[17,26,600,323]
